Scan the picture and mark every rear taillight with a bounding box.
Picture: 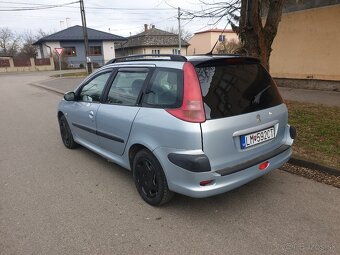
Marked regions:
[166,62,206,123]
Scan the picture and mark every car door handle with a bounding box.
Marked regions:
[89,111,94,119]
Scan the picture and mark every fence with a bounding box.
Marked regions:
[35,58,51,66]
[66,59,105,68]
[13,58,31,67]
[0,57,54,72]
[0,58,10,68]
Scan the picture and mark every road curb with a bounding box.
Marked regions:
[288,157,340,177]
[30,82,65,95]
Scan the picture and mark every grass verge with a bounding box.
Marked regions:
[286,100,340,169]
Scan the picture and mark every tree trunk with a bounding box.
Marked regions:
[237,0,284,71]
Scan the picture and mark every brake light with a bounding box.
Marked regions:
[166,62,206,123]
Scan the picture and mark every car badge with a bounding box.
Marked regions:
[256,114,261,123]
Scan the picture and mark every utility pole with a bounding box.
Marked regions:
[177,7,182,55]
[80,0,91,73]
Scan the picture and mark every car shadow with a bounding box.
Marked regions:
[73,145,284,215]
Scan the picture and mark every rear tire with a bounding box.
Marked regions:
[59,115,78,149]
[133,149,174,206]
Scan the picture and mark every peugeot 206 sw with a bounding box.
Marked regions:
[58,54,296,205]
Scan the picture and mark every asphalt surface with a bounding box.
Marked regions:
[1,72,340,255]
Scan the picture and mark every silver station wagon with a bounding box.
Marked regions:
[58,54,296,205]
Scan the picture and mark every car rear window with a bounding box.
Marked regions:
[195,62,283,120]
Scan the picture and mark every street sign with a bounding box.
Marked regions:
[55,48,64,56]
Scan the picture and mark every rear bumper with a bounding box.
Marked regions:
[154,146,292,198]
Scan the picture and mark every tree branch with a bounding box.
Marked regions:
[264,0,284,44]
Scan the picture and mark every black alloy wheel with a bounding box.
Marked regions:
[59,115,77,149]
[133,149,173,206]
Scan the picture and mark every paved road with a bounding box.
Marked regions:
[37,76,340,107]
[1,72,340,254]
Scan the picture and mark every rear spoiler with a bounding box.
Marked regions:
[190,56,260,67]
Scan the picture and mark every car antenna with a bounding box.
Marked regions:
[206,22,230,55]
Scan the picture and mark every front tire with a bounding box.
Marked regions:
[133,149,173,206]
[59,115,77,149]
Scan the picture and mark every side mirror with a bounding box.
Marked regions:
[64,91,76,101]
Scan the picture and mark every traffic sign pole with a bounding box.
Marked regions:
[55,48,64,78]
[59,56,61,78]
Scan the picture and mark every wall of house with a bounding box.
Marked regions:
[187,31,238,55]
[102,41,115,63]
[118,46,188,57]
[143,47,187,55]
[37,41,61,58]
[270,4,340,81]
[60,41,104,67]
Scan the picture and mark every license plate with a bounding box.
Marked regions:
[240,127,275,149]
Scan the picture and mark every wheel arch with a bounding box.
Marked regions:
[128,144,150,170]
[57,111,64,120]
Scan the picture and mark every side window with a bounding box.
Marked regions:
[144,69,182,107]
[79,72,111,103]
[106,70,148,106]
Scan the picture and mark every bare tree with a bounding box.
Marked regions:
[216,39,242,54]
[164,26,193,42]
[36,29,49,39]
[182,0,284,70]
[0,27,20,56]
[17,29,50,58]
[19,31,38,58]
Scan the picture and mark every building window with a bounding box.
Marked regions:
[89,46,102,56]
[64,47,76,56]
[152,49,160,54]
[218,35,225,42]
[172,48,180,55]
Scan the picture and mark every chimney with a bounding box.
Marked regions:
[60,21,65,30]
[151,25,155,29]
[144,24,148,31]
[66,17,71,28]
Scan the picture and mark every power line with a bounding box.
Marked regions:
[0,1,79,11]
[0,1,173,11]
[0,1,58,6]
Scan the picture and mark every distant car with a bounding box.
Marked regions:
[58,54,296,205]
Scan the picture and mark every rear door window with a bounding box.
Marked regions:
[195,62,283,119]
[105,68,149,106]
[143,68,183,108]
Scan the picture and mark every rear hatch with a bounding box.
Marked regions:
[194,57,287,171]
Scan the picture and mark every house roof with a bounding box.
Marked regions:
[194,29,235,35]
[33,25,126,45]
[116,27,189,49]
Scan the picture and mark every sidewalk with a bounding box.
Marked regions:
[279,87,340,107]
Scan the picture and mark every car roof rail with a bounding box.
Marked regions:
[106,54,187,64]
